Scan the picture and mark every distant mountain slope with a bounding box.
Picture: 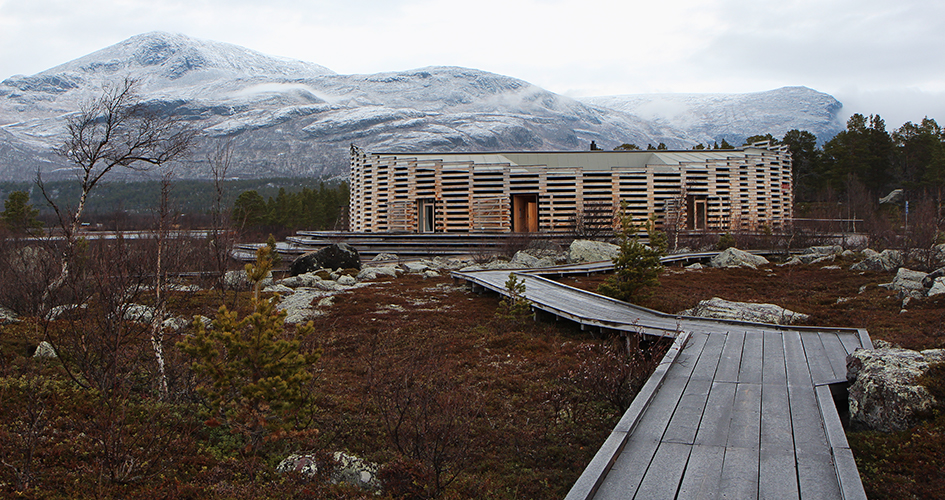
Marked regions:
[580,87,844,146]
[0,32,844,181]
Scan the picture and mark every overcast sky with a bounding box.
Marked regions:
[1,0,943,131]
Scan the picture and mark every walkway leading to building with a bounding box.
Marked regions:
[451,262,870,500]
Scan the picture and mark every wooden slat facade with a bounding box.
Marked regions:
[349,144,794,234]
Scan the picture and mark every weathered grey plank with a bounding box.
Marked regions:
[728,383,762,450]
[694,381,738,447]
[663,377,714,445]
[633,442,693,499]
[819,332,853,382]
[801,331,836,384]
[761,330,787,386]
[760,382,794,452]
[837,330,863,356]
[665,332,710,384]
[759,449,799,499]
[594,433,659,499]
[691,332,727,382]
[738,332,765,385]
[718,446,760,499]
[715,331,746,383]
[788,382,829,451]
[834,448,869,500]
[816,385,849,451]
[782,330,812,388]
[797,451,843,500]
[676,445,726,499]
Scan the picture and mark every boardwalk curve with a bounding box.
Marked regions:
[451,260,870,500]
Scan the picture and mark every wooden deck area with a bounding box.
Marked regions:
[451,264,871,500]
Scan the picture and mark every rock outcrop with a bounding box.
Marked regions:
[708,248,769,269]
[0,306,17,325]
[278,452,381,492]
[880,268,929,299]
[850,249,903,272]
[568,239,619,263]
[290,243,361,276]
[847,346,945,432]
[680,297,809,325]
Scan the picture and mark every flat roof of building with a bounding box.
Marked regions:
[362,146,780,171]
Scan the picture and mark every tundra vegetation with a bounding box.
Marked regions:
[1,94,945,498]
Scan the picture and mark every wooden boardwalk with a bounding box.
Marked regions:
[451,263,871,500]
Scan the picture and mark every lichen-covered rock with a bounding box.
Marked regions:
[847,347,945,432]
[568,239,619,264]
[680,297,809,325]
[33,341,57,358]
[337,275,357,286]
[928,277,945,297]
[805,245,843,258]
[277,452,380,492]
[403,261,431,273]
[511,250,540,268]
[708,248,769,269]
[880,268,928,299]
[357,265,400,280]
[1,306,19,325]
[263,284,295,294]
[330,451,381,492]
[851,249,903,272]
[278,290,326,324]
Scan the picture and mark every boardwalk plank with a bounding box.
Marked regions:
[759,449,799,499]
[633,443,693,499]
[761,330,786,386]
[797,451,843,500]
[694,381,738,447]
[690,333,727,382]
[738,332,764,385]
[718,446,760,499]
[676,445,725,500]
[819,331,853,381]
[728,382,762,450]
[834,448,869,500]
[760,382,794,452]
[715,331,746,383]
[800,331,835,384]
[789,382,829,452]
[838,330,863,356]
[663,377,713,445]
[594,434,659,499]
[782,330,812,388]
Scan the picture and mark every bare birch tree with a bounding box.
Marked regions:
[39,78,195,308]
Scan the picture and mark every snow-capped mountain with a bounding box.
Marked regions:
[0,32,844,181]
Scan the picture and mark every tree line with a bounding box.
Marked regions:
[231,182,349,233]
[744,115,945,205]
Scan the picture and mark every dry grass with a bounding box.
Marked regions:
[561,259,945,497]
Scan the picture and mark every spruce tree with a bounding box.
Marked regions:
[597,204,663,303]
[179,246,319,454]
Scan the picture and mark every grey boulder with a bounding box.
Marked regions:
[290,243,361,276]
[847,347,945,432]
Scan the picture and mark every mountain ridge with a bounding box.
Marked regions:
[0,32,844,181]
